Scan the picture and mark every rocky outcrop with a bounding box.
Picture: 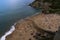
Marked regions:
[29,0,60,13]
[6,13,60,40]
[29,0,50,13]
[29,0,41,9]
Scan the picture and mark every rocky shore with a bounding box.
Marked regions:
[29,0,41,9]
[6,13,60,40]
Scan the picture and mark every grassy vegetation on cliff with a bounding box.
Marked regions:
[30,0,60,13]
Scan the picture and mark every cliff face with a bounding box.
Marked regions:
[6,13,60,40]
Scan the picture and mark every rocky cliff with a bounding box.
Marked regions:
[6,13,60,40]
[29,0,41,9]
[29,0,50,13]
[29,0,60,13]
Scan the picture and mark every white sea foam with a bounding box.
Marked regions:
[0,24,16,40]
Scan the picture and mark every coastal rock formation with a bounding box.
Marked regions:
[29,0,60,13]
[29,0,41,9]
[6,13,60,40]
[29,0,50,13]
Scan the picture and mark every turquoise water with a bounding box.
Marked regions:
[0,0,40,37]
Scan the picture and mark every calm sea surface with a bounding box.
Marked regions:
[0,0,41,37]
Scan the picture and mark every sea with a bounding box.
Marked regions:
[0,0,41,40]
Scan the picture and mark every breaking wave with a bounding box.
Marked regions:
[0,23,16,40]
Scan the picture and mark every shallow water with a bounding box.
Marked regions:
[0,0,41,37]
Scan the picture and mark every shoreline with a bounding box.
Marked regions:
[1,13,60,40]
[0,23,16,40]
[6,13,60,40]
[0,12,40,40]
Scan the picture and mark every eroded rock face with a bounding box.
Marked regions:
[6,13,60,40]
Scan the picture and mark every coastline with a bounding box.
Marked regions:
[0,12,39,40]
[6,13,60,40]
[0,0,60,40]
[0,12,40,40]
[0,23,16,40]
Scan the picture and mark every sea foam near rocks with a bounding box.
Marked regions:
[0,23,16,40]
